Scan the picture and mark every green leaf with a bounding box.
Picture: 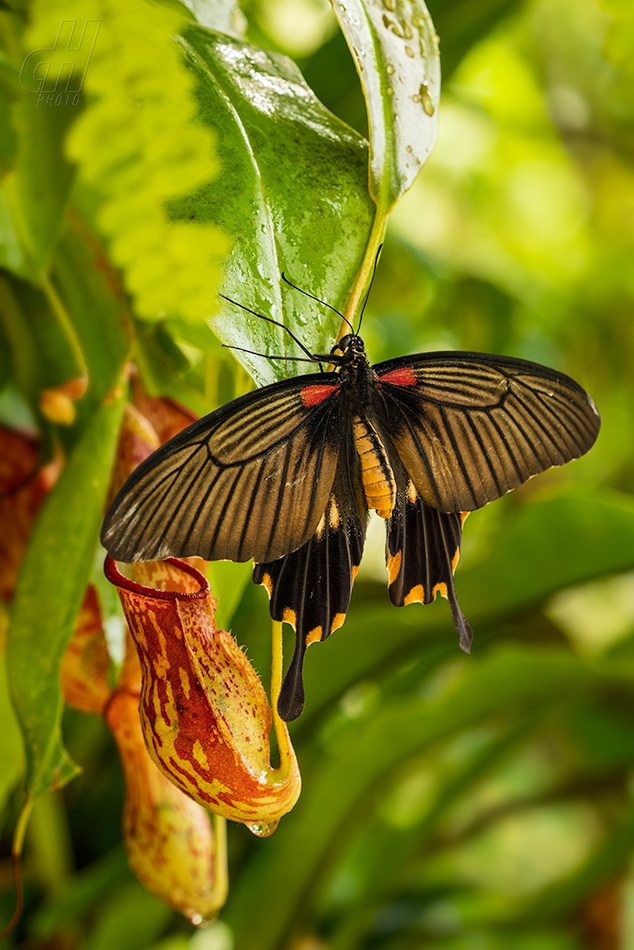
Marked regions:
[225,645,606,949]
[0,214,131,440]
[511,805,634,924]
[296,486,634,725]
[0,632,23,814]
[0,86,76,280]
[6,387,125,796]
[82,879,172,950]
[331,0,440,214]
[51,217,132,429]
[177,0,245,36]
[459,486,634,621]
[174,26,375,384]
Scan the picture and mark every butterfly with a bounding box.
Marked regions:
[101,284,601,722]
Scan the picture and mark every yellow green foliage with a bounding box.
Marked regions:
[26,0,230,321]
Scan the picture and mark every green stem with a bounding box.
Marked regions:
[0,795,33,941]
[210,814,229,914]
[270,619,291,777]
[41,274,87,380]
[338,209,388,343]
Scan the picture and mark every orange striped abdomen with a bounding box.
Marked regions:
[353,418,396,519]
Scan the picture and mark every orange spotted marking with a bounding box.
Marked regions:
[331,613,346,633]
[305,627,323,646]
[282,607,297,627]
[259,572,273,597]
[404,584,425,606]
[387,550,401,585]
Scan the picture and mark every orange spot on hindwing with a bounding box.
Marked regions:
[305,627,323,646]
[387,550,402,585]
[404,584,425,605]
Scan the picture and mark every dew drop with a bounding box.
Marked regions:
[405,45,414,58]
[387,63,395,75]
[247,818,279,837]
[387,85,394,96]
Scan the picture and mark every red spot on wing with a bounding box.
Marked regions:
[379,367,417,387]
[300,384,340,407]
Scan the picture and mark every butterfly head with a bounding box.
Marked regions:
[330,333,366,366]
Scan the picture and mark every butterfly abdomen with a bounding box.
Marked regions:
[353,418,396,519]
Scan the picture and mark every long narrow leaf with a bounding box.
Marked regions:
[7,389,124,796]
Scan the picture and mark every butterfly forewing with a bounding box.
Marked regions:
[376,352,600,513]
[101,376,343,564]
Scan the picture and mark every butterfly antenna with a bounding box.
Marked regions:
[356,244,383,337]
[220,294,319,363]
[281,273,355,334]
[222,343,324,370]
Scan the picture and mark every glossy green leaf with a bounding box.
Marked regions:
[173,25,375,384]
[178,0,245,36]
[7,388,125,796]
[331,0,440,214]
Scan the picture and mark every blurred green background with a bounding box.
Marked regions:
[2,0,634,948]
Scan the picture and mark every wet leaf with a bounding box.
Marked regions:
[331,0,440,213]
[173,26,375,384]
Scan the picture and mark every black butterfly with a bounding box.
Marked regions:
[101,294,600,722]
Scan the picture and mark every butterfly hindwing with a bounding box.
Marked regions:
[101,375,344,564]
[253,437,368,721]
[386,465,473,652]
[375,352,601,514]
